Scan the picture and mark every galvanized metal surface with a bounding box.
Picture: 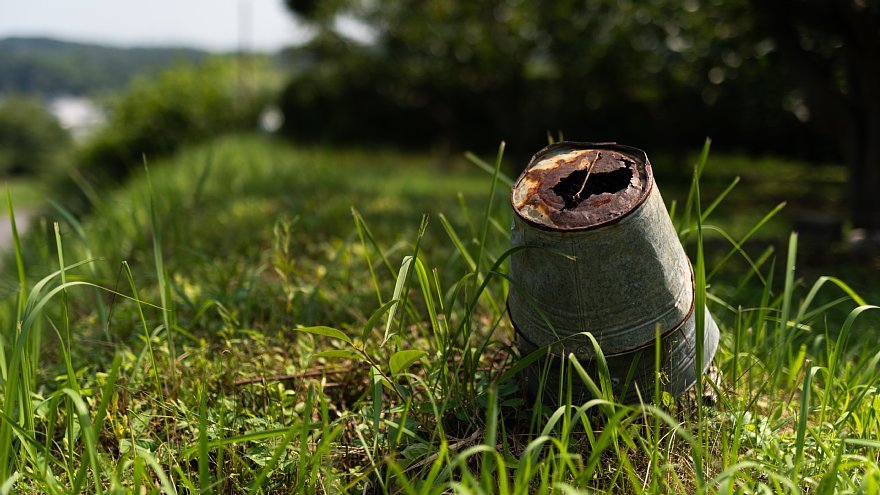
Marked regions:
[508,185,693,355]
[517,306,720,404]
[507,141,720,403]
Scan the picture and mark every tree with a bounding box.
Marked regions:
[280,0,819,158]
[52,59,272,214]
[75,59,265,184]
[281,0,544,151]
[750,0,880,231]
[0,95,70,176]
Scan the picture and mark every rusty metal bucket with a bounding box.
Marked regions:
[507,141,719,404]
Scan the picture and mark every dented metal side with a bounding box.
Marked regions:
[508,186,694,355]
[507,140,720,403]
[517,305,720,405]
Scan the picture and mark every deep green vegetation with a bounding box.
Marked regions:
[56,59,277,210]
[0,95,71,176]
[2,7,876,492]
[280,0,880,231]
[1,134,878,493]
[280,0,824,157]
[0,37,210,97]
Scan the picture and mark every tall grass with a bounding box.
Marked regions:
[0,134,877,493]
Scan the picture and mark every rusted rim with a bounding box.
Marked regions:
[510,141,656,233]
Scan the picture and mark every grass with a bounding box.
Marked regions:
[1,133,879,493]
[2,178,46,211]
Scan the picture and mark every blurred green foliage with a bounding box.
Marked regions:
[0,37,209,96]
[279,0,824,158]
[0,94,70,177]
[66,59,269,198]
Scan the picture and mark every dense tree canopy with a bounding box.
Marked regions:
[280,0,879,230]
[750,0,880,229]
[279,0,820,157]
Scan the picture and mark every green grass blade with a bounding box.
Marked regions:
[437,213,476,271]
[413,258,442,346]
[464,149,514,188]
[49,199,108,334]
[680,139,711,239]
[383,255,414,345]
[71,354,122,492]
[61,388,104,495]
[352,207,386,305]
[691,137,708,492]
[820,305,880,424]
[361,299,400,341]
[121,260,165,402]
[182,427,301,459]
[701,225,769,286]
[471,141,505,306]
[390,215,430,346]
[779,232,798,336]
[370,366,383,456]
[0,473,19,495]
[774,232,798,382]
[6,189,27,319]
[198,374,212,494]
[138,451,178,495]
[794,365,819,484]
[706,201,786,280]
[351,207,396,279]
[481,387,499,492]
[795,276,868,326]
[145,160,178,395]
[701,176,740,221]
[53,224,79,394]
[0,408,66,469]
[247,425,302,494]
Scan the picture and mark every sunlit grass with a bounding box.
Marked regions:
[3,178,46,209]
[0,134,878,493]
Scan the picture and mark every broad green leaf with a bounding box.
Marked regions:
[294,326,352,345]
[390,349,426,375]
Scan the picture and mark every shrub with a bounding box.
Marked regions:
[72,59,266,187]
[0,95,70,177]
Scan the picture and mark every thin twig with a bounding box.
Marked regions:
[402,428,484,475]
[573,151,602,204]
[233,368,352,386]
[234,355,507,387]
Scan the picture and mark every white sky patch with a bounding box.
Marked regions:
[0,0,312,52]
[333,14,377,45]
[48,96,105,140]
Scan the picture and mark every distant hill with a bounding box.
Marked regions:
[0,37,216,96]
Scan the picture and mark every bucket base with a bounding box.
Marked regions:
[517,307,719,406]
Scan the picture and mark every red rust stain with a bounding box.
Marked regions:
[512,144,654,230]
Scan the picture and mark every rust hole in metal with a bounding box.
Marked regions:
[551,161,634,210]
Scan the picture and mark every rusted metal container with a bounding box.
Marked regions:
[508,141,719,404]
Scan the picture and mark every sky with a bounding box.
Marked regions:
[0,0,312,52]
